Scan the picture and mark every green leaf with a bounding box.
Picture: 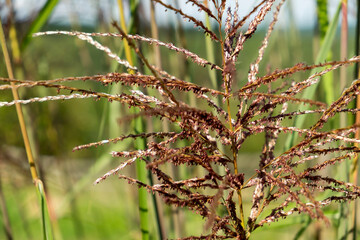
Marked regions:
[293,216,311,240]
[36,180,54,240]
[21,0,59,52]
[285,2,341,149]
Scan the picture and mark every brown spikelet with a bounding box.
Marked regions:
[3,1,360,239]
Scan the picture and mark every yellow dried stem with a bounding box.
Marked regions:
[0,19,39,181]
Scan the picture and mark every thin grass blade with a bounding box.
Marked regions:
[1,17,56,240]
[0,176,13,240]
[350,0,360,239]
[21,0,59,52]
[36,180,53,240]
[317,0,334,107]
[293,216,312,240]
[285,2,341,149]
[338,1,350,239]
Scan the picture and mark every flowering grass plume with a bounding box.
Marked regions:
[2,0,360,239]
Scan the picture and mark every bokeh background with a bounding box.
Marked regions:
[0,0,359,239]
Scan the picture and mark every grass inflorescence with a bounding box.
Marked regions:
[2,1,360,239]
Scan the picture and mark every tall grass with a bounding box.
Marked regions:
[2,1,360,239]
[351,1,360,239]
[21,0,59,52]
[285,1,341,149]
[0,176,12,240]
[0,18,54,240]
[117,2,150,239]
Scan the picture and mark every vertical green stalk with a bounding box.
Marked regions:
[0,19,53,240]
[36,180,53,240]
[133,117,150,240]
[317,0,329,39]
[313,2,331,239]
[117,0,135,73]
[118,1,149,239]
[350,1,360,239]
[339,1,350,240]
[285,2,341,149]
[0,175,13,240]
[317,0,334,107]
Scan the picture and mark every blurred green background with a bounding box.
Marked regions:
[0,0,358,239]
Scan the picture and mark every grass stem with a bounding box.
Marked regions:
[148,1,166,238]
[0,19,38,181]
[118,2,149,239]
[350,2,360,238]
[0,18,54,240]
[0,176,13,240]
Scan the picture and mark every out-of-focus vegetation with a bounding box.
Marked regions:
[0,1,359,239]
[1,28,353,155]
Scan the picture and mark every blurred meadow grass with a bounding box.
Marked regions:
[0,1,359,239]
[1,26,329,155]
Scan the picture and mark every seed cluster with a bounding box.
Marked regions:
[2,0,360,239]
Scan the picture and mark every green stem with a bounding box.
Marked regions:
[0,175,13,240]
[118,1,149,239]
[285,2,341,149]
[350,1,360,239]
[339,2,350,239]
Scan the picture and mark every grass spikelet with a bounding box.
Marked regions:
[4,1,360,239]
